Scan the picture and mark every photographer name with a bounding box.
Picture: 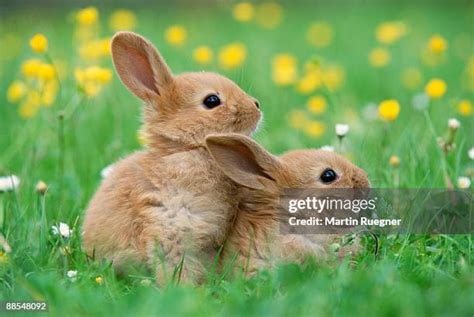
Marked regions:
[289,216,402,228]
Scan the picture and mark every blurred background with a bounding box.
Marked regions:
[0,0,473,198]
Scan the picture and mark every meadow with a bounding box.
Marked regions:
[0,1,473,316]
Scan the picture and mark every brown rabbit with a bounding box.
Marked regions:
[82,32,261,284]
[204,134,370,274]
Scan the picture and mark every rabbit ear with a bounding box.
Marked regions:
[205,134,281,190]
[111,31,173,101]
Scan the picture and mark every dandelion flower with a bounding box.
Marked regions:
[52,222,72,238]
[448,118,460,130]
[306,22,333,48]
[389,155,400,167]
[256,2,283,29]
[76,7,99,26]
[428,34,447,54]
[232,2,255,22]
[468,147,474,160]
[95,276,104,284]
[369,47,390,67]
[193,46,213,65]
[376,21,407,44]
[164,25,187,47]
[29,33,48,53]
[335,123,350,137]
[296,70,323,94]
[7,81,26,103]
[271,54,298,86]
[307,96,327,114]
[425,78,447,99]
[304,120,326,138]
[21,59,42,78]
[457,99,472,116]
[378,99,400,121]
[38,63,55,81]
[457,176,471,189]
[218,43,247,70]
[401,67,422,90]
[0,175,20,192]
[109,9,136,31]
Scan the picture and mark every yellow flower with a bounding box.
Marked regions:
[425,78,447,99]
[193,46,213,65]
[457,99,472,116]
[304,120,326,138]
[389,155,400,167]
[7,81,26,103]
[369,47,390,67]
[218,43,247,70]
[77,7,99,26]
[322,64,345,91]
[256,2,283,29]
[306,22,333,48]
[307,95,327,114]
[21,59,42,78]
[271,54,298,86]
[38,63,55,81]
[79,38,111,61]
[296,66,323,94]
[376,21,407,44]
[378,99,400,121]
[401,67,422,90]
[75,66,113,97]
[289,110,309,129]
[109,9,137,31]
[29,33,48,53]
[19,91,42,119]
[233,2,255,22]
[165,25,187,47]
[428,35,447,54]
[95,276,103,284]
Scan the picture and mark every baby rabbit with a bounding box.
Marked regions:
[204,134,369,274]
[82,32,261,284]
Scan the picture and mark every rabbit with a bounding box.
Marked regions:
[204,133,370,275]
[82,31,261,285]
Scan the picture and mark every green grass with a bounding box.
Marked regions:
[0,2,473,316]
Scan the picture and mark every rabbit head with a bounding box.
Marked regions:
[204,133,369,193]
[111,32,261,150]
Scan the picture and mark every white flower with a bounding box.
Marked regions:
[0,175,20,192]
[67,270,78,281]
[412,93,429,111]
[100,164,115,179]
[320,145,335,152]
[457,176,471,189]
[468,147,474,160]
[335,124,350,137]
[52,222,73,238]
[448,118,460,130]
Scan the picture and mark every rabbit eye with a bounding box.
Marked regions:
[203,94,221,109]
[320,169,337,183]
